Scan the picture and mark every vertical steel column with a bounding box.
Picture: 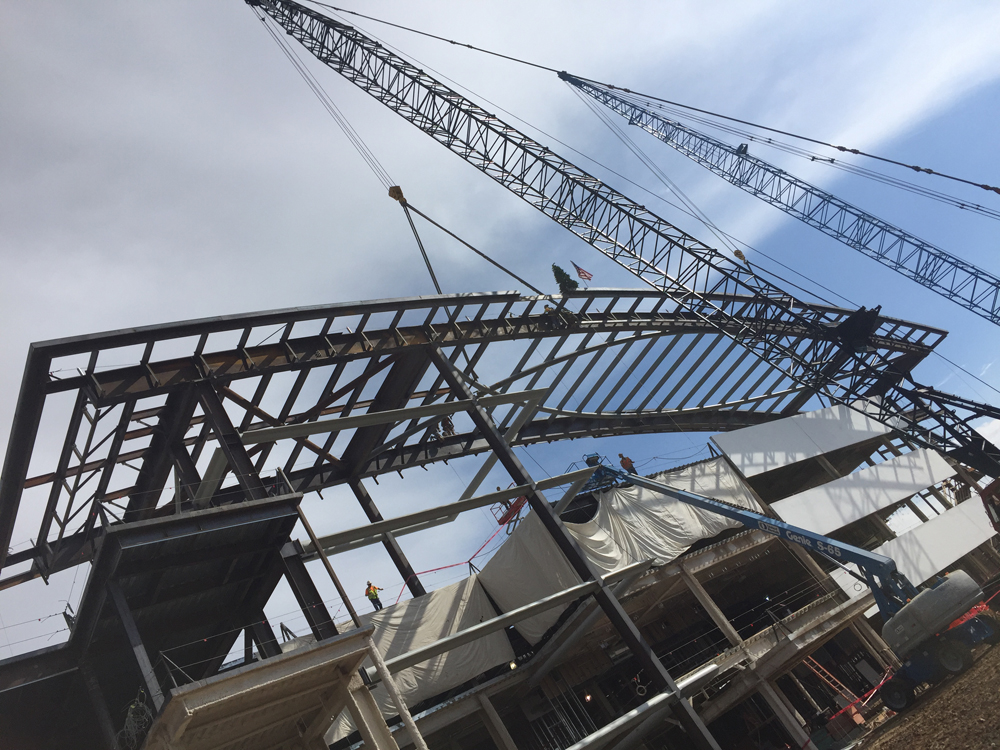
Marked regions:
[349,478,426,597]
[80,660,121,750]
[280,541,339,641]
[426,347,721,750]
[249,613,282,659]
[107,579,164,711]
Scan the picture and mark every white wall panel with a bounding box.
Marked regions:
[831,498,996,597]
[772,448,954,536]
[712,403,893,477]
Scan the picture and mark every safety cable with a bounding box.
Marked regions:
[307,2,1000,197]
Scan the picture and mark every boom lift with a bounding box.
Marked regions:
[601,466,998,710]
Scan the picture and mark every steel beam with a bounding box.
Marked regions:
[107,579,164,711]
[303,470,594,559]
[349,479,426,597]
[249,613,282,659]
[126,385,200,520]
[280,541,339,641]
[197,382,268,502]
[426,346,720,750]
[241,389,546,444]
[374,562,649,678]
[0,349,52,571]
[80,660,122,750]
[527,564,650,688]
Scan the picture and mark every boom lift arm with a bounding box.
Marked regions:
[562,74,1000,327]
[606,465,996,712]
[604,467,919,618]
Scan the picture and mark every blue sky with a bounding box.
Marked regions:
[1,1,999,658]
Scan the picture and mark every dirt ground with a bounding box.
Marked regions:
[858,643,1000,750]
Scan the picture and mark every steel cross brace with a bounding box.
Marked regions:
[425,346,721,750]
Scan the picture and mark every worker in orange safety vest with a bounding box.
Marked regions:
[366,581,384,611]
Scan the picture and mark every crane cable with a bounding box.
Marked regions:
[390,186,442,294]
[311,2,1000,198]
[605,89,1000,221]
[254,10,393,189]
[571,85,840,307]
[254,9,543,297]
[391,193,544,295]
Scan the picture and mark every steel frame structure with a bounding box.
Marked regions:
[0,288,979,749]
[244,0,1000,481]
[0,290,943,584]
[1,5,997,747]
[563,74,1000,326]
[0,287,948,750]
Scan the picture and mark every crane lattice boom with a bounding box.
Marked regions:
[563,75,1000,326]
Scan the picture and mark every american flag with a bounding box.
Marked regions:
[571,261,593,281]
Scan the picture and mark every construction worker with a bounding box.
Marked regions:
[440,415,455,437]
[365,581,384,611]
[619,453,635,473]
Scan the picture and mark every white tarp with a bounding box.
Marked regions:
[831,497,997,599]
[580,457,762,568]
[478,512,583,644]
[712,402,894,477]
[772,448,955,536]
[479,457,761,643]
[328,575,514,742]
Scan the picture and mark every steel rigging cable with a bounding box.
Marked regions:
[310,1,1000,198]
[254,8,545,297]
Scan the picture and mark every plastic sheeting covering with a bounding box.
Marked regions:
[582,457,762,569]
[479,457,761,643]
[712,402,896,477]
[328,575,514,742]
[478,512,584,644]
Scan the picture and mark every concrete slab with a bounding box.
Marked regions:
[143,626,376,750]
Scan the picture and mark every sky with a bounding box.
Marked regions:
[1,0,1000,660]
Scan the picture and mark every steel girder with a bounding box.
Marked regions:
[246,0,1000,478]
[0,290,942,580]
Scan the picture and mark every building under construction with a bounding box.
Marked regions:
[2,3,1000,750]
